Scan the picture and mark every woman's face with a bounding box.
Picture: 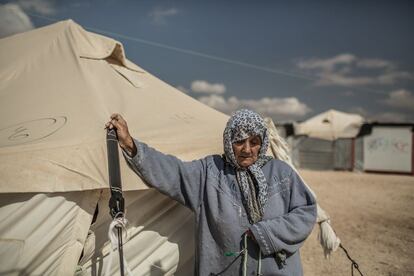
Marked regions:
[232,135,262,168]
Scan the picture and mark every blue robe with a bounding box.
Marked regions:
[124,139,317,276]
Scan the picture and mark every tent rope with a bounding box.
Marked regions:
[339,243,365,276]
[104,214,133,276]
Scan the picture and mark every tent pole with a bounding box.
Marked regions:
[117,226,125,276]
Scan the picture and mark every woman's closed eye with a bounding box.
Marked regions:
[250,138,261,146]
[234,140,245,146]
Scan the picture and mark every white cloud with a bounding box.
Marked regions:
[381,89,414,110]
[0,0,56,38]
[0,4,34,38]
[149,7,178,25]
[198,95,311,120]
[377,71,414,85]
[315,71,414,86]
[297,53,356,71]
[356,58,394,69]
[198,94,230,111]
[296,53,414,87]
[191,80,226,94]
[315,72,374,86]
[17,0,56,15]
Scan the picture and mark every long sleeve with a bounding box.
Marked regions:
[123,138,207,211]
[249,168,317,256]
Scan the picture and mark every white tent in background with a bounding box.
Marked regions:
[0,20,228,275]
[289,110,364,170]
[295,109,364,141]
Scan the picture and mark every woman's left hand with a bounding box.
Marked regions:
[105,113,137,156]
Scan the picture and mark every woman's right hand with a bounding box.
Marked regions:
[105,113,137,156]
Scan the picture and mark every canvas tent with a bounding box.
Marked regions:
[295,109,364,141]
[290,110,363,170]
[0,20,229,275]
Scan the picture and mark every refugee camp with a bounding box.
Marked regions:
[0,1,413,276]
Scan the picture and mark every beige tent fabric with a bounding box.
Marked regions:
[0,189,194,276]
[294,109,364,141]
[0,20,227,275]
[0,190,100,275]
[0,20,228,193]
[78,189,194,275]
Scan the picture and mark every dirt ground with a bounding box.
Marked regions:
[299,170,414,276]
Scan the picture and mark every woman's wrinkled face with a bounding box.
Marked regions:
[232,135,262,168]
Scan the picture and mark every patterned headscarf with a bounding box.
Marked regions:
[223,109,273,223]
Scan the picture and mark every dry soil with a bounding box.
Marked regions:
[300,170,414,276]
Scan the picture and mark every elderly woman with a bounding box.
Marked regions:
[107,109,316,276]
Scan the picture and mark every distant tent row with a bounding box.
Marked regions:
[279,110,414,175]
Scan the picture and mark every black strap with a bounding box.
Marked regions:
[106,129,125,218]
[106,128,125,276]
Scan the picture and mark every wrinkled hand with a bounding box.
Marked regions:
[105,113,137,156]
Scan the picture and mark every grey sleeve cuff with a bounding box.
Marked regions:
[121,138,146,171]
[250,223,275,256]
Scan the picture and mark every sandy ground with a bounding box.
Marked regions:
[299,170,414,276]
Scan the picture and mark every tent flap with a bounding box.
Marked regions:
[0,190,100,275]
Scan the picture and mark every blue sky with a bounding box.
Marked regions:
[1,0,414,122]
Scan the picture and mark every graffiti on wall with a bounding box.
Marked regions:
[367,137,410,154]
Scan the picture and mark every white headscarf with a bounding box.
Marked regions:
[223,109,273,223]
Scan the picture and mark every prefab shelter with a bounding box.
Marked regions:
[291,110,364,171]
[288,136,335,170]
[0,20,229,275]
[354,123,414,175]
[288,137,355,171]
[333,138,354,170]
[294,109,364,141]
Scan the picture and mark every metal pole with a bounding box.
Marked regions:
[117,226,125,276]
